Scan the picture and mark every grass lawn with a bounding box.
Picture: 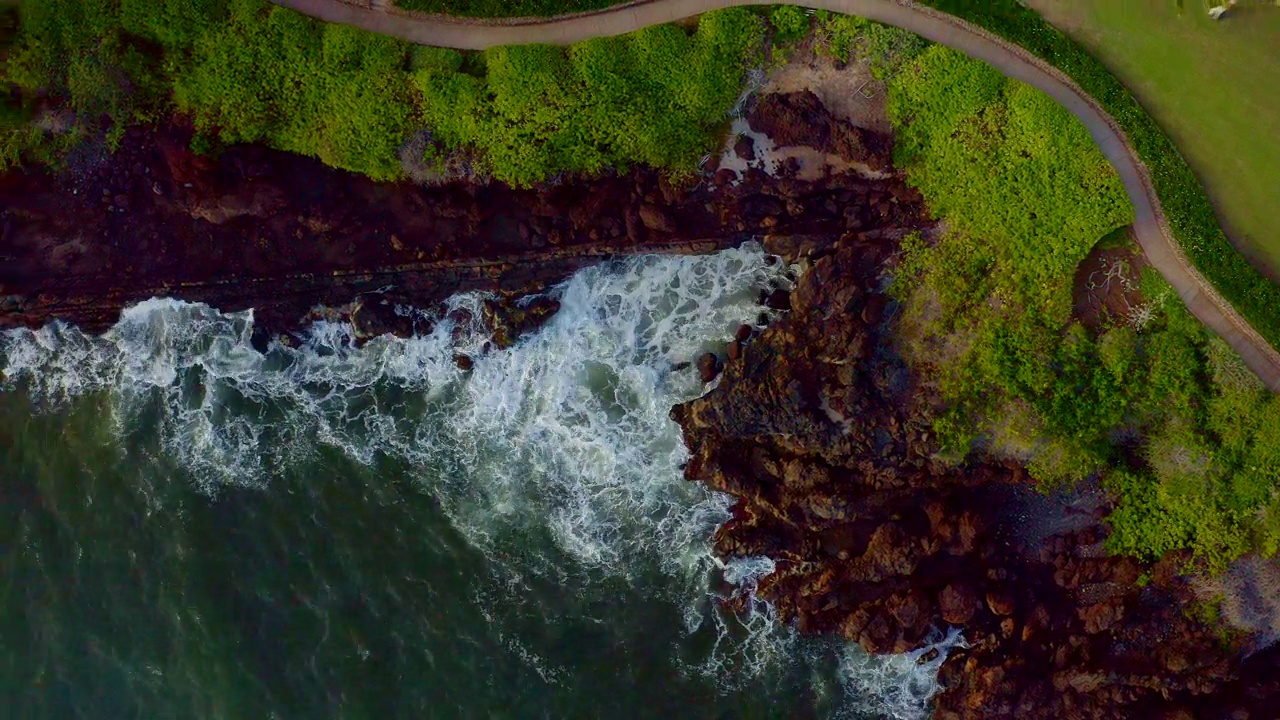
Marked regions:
[1026,0,1280,273]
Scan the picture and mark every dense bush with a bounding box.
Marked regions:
[768,6,811,45]
[888,45,1280,570]
[1,0,759,183]
[393,0,618,17]
[172,2,416,180]
[414,8,763,185]
[919,0,1280,387]
[813,9,927,76]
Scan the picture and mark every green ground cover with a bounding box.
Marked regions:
[7,2,1280,569]
[1026,0,1280,273]
[1,0,761,184]
[887,44,1280,570]
[414,10,761,185]
[393,0,617,17]
[918,0,1280,406]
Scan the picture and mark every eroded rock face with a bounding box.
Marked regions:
[672,230,1280,719]
[749,90,893,171]
[0,118,918,343]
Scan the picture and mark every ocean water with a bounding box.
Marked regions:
[0,246,958,719]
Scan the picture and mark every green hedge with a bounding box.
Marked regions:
[887,43,1280,569]
[2,0,759,185]
[393,0,619,17]
[414,10,763,185]
[920,0,1280,356]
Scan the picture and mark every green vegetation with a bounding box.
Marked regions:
[414,11,763,185]
[889,44,1280,571]
[812,9,927,77]
[4,0,417,178]
[393,0,616,17]
[917,0,1280,404]
[1026,0,1280,271]
[1,0,761,184]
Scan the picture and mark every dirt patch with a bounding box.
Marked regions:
[762,42,891,134]
[1196,555,1280,654]
[1072,227,1149,330]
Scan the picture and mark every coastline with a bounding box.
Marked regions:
[5,30,1280,720]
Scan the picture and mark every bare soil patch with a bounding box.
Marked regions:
[1072,227,1149,330]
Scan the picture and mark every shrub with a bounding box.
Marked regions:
[918,0,1280,373]
[5,0,760,184]
[414,8,763,186]
[887,44,1280,567]
[769,6,810,45]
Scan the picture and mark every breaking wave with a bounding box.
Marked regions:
[1,245,955,718]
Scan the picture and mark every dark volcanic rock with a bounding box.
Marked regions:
[749,90,894,171]
[0,123,924,342]
[672,223,1280,718]
[482,294,561,350]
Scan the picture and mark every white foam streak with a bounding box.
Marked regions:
[1,245,959,711]
[839,626,967,720]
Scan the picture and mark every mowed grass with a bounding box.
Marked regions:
[1026,0,1280,273]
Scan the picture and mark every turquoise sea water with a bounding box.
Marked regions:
[0,247,956,719]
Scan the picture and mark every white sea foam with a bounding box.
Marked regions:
[838,626,967,720]
[1,245,959,714]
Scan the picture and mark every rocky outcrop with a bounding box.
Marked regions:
[749,90,893,171]
[0,117,917,342]
[673,229,1280,719]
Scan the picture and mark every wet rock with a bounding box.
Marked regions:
[696,352,722,383]
[350,298,413,341]
[481,295,562,350]
[638,203,674,233]
[763,288,791,312]
[940,583,982,625]
[734,134,756,162]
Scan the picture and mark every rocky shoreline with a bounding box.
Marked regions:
[4,80,1280,718]
[673,223,1280,719]
[0,92,917,348]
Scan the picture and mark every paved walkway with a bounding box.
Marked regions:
[270,0,1280,391]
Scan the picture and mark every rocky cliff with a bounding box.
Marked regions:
[672,209,1280,719]
[0,94,914,347]
[6,87,1280,718]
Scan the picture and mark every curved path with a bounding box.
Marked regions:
[272,0,1280,391]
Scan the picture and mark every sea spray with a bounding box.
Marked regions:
[2,245,957,717]
[839,627,967,720]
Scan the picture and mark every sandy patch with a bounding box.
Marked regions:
[761,44,892,134]
[713,46,894,184]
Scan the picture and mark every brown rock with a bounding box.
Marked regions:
[696,352,721,383]
[638,203,674,233]
[986,589,1016,617]
[858,610,895,654]
[861,294,887,325]
[1079,600,1122,635]
[886,589,932,634]
[939,583,981,625]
